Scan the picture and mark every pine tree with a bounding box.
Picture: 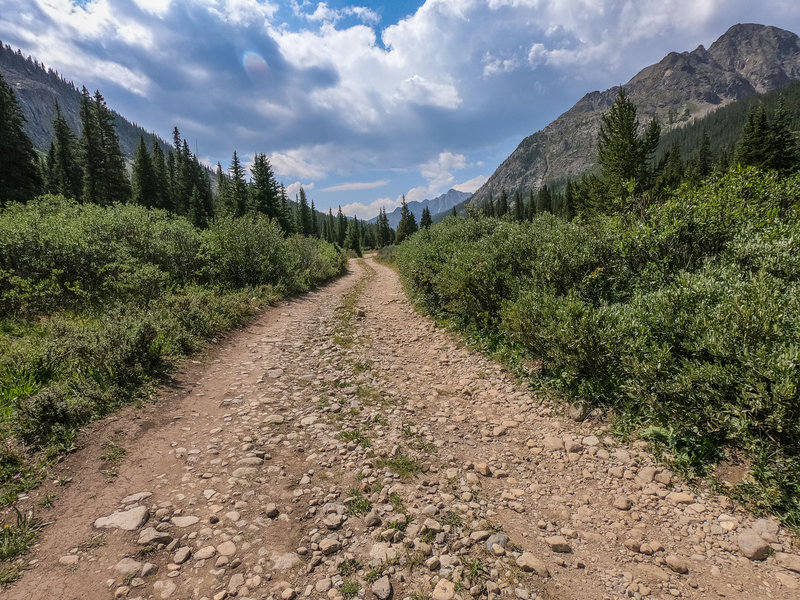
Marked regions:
[310,199,319,237]
[93,90,130,204]
[298,187,313,235]
[597,87,659,202]
[0,72,42,204]
[327,208,336,243]
[227,150,248,216]
[343,219,362,256]
[395,196,418,243]
[513,191,523,221]
[151,141,169,210]
[250,153,282,221]
[278,184,294,234]
[769,97,800,175]
[132,136,158,207]
[79,86,103,204]
[563,180,575,221]
[497,190,508,217]
[420,206,432,229]
[736,103,771,170]
[336,206,347,246]
[451,206,457,217]
[536,184,552,214]
[46,102,81,199]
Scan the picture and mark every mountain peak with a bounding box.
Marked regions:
[470,23,800,207]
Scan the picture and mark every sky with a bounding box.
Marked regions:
[2,1,800,218]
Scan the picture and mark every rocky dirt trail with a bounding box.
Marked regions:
[3,257,800,600]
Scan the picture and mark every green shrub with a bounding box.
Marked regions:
[397,167,800,527]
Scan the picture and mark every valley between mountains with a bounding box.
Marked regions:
[3,258,799,600]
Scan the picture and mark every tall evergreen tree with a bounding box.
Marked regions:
[93,90,130,204]
[597,88,659,202]
[79,86,103,204]
[131,135,159,207]
[46,102,81,199]
[536,184,552,214]
[343,219,362,256]
[227,150,248,216]
[298,187,313,235]
[250,153,282,221]
[278,184,294,234]
[513,191,524,221]
[420,206,433,229]
[310,199,319,237]
[395,196,418,243]
[736,103,771,170]
[769,97,800,175]
[563,181,575,221]
[327,208,336,243]
[149,141,169,210]
[451,206,457,217]
[336,206,347,246]
[497,190,508,217]
[0,72,41,204]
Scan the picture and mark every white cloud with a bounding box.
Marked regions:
[341,196,402,219]
[132,0,173,17]
[270,149,329,180]
[421,152,468,191]
[285,181,315,200]
[322,180,389,192]
[453,174,488,193]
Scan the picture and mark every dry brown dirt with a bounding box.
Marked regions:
[2,257,798,600]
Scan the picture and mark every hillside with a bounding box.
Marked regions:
[470,23,800,206]
[369,188,471,228]
[0,41,170,159]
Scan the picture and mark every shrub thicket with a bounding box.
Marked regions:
[0,196,346,501]
[397,168,800,528]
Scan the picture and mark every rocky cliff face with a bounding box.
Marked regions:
[470,24,800,206]
[0,42,169,159]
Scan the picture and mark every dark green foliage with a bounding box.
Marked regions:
[420,206,432,229]
[0,196,346,482]
[395,196,418,244]
[0,73,41,204]
[397,168,800,527]
[343,219,362,257]
[44,103,82,201]
[298,187,313,236]
[131,136,159,207]
[376,207,393,247]
[225,151,248,217]
[597,88,659,202]
[79,88,130,205]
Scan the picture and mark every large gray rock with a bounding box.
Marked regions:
[372,575,392,600]
[516,553,550,577]
[737,529,771,561]
[114,558,143,576]
[94,506,149,531]
[137,527,172,546]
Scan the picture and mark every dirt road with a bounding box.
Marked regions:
[4,257,798,600]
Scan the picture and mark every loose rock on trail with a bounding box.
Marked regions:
[4,257,799,600]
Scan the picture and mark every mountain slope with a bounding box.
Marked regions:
[370,188,471,228]
[470,23,800,206]
[0,41,170,159]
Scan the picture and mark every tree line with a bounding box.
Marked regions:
[0,72,395,253]
[478,86,800,222]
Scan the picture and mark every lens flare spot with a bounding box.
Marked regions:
[243,51,270,79]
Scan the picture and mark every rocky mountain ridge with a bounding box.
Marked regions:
[0,41,170,160]
[470,23,800,206]
[369,188,472,228]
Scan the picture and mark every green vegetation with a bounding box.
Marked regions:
[345,488,372,516]
[339,580,359,599]
[0,196,347,503]
[375,453,423,479]
[397,167,800,528]
[0,506,41,585]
